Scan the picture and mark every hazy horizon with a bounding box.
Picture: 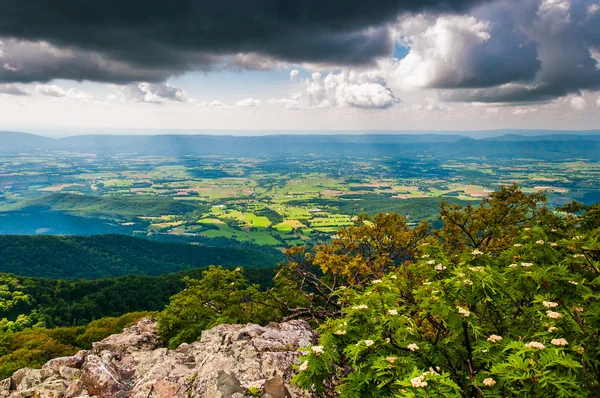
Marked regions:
[4,127,600,140]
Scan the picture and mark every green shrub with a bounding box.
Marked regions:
[294,226,600,396]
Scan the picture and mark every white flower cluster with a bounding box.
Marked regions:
[386,356,397,364]
[568,281,578,285]
[410,375,428,388]
[388,309,398,316]
[487,334,503,343]
[548,326,558,332]
[546,310,562,319]
[299,360,309,371]
[334,329,347,335]
[525,341,545,350]
[435,264,446,271]
[472,249,484,255]
[542,301,558,308]
[551,338,568,346]
[521,262,533,267]
[361,340,374,347]
[469,267,484,273]
[311,345,325,355]
[573,254,585,258]
[352,304,368,310]
[372,279,383,284]
[457,307,471,317]
[390,275,397,280]
[483,378,496,387]
[427,260,436,265]
[462,279,473,286]
[412,367,441,388]
[550,242,558,247]
[407,343,420,351]
[421,254,430,259]
[508,263,517,268]
[513,243,523,247]
[536,240,545,245]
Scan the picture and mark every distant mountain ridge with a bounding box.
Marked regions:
[2,130,600,159]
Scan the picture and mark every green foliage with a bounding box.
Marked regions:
[0,312,149,380]
[0,234,283,279]
[22,193,207,219]
[288,196,468,220]
[245,387,262,397]
[254,207,284,225]
[439,184,547,255]
[157,266,279,348]
[0,267,275,332]
[294,196,600,397]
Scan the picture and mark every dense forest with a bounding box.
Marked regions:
[0,267,275,331]
[0,234,282,279]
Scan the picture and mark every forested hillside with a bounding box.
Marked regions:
[18,193,207,219]
[0,267,275,331]
[0,235,282,279]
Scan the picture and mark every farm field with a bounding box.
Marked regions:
[1,152,598,249]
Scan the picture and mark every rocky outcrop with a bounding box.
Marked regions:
[0,319,317,398]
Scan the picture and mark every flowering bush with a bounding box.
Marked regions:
[294,205,600,396]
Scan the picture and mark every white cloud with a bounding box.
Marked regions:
[596,96,600,107]
[512,106,539,115]
[591,47,600,69]
[587,2,600,15]
[290,69,299,79]
[35,84,94,101]
[36,84,65,97]
[122,82,189,103]
[268,98,300,109]
[385,15,492,90]
[235,98,262,107]
[299,69,397,109]
[227,53,286,71]
[569,95,587,110]
[0,83,28,96]
[208,100,225,108]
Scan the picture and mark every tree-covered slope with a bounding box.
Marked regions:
[0,235,283,279]
[19,193,206,219]
[0,267,275,331]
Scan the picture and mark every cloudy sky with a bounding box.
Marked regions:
[1,0,600,133]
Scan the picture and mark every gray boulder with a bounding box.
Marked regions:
[0,319,317,398]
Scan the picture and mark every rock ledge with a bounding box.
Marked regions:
[0,319,317,398]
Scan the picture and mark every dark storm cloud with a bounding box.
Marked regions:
[438,0,600,103]
[0,0,484,84]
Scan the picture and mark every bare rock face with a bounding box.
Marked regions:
[0,319,317,398]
